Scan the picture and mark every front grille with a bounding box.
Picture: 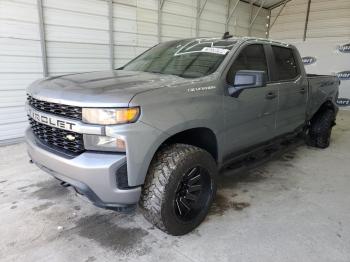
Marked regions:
[29,118,85,155]
[27,95,82,120]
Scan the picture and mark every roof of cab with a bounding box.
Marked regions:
[177,36,292,47]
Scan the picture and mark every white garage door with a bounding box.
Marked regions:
[0,1,42,143]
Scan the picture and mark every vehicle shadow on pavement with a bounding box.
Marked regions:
[208,138,305,218]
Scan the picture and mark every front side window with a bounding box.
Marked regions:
[227,44,268,85]
[123,39,237,78]
[271,46,299,81]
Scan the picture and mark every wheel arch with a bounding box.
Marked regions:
[159,127,219,162]
[309,99,337,122]
[137,126,219,185]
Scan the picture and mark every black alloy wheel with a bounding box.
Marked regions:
[140,144,217,235]
[174,166,211,222]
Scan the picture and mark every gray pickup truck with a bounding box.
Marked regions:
[26,36,339,235]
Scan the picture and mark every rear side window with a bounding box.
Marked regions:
[227,44,269,85]
[271,46,299,81]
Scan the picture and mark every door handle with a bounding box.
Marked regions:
[265,92,277,100]
[299,87,306,94]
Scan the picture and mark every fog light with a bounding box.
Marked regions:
[84,134,126,152]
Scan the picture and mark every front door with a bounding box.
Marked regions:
[222,44,278,160]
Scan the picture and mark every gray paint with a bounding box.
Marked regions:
[27,70,190,107]
[26,37,339,206]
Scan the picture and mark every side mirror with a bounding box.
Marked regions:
[229,70,267,96]
[234,70,267,88]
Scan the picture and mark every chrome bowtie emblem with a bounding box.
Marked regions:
[66,134,76,141]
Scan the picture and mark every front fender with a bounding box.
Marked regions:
[105,119,222,187]
[105,121,169,187]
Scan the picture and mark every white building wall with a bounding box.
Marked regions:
[0,0,42,141]
[113,0,159,67]
[269,0,308,41]
[269,0,350,109]
[43,0,111,74]
[0,0,269,143]
[228,1,269,38]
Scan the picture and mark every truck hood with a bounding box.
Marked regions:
[27,70,186,107]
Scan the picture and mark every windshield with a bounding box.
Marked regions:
[122,38,237,78]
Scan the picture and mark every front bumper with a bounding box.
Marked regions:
[26,128,141,209]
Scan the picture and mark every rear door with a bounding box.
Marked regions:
[222,43,278,160]
[269,45,308,135]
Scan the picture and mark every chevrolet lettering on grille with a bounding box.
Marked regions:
[26,103,103,135]
[27,106,76,131]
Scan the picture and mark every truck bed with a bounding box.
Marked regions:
[306,74,340,119]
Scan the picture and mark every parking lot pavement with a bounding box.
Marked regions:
[1,110,350,262]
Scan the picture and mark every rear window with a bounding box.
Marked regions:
[271,46,299,81]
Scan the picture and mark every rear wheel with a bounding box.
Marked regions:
[307,109,335,148]
[139,144,217,235]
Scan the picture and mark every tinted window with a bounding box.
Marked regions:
[123,39,237,78]
[227,44,268,85]
[272,46,299,81]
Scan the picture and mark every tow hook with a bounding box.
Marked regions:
[29,159,33,164]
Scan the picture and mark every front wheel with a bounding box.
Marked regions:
[139,144,217,235]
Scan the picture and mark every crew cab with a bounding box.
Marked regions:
[26,36,339,235]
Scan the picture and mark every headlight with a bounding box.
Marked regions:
[82,107,140,125]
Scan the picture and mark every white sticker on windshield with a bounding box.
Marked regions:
[201,47,229,55]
